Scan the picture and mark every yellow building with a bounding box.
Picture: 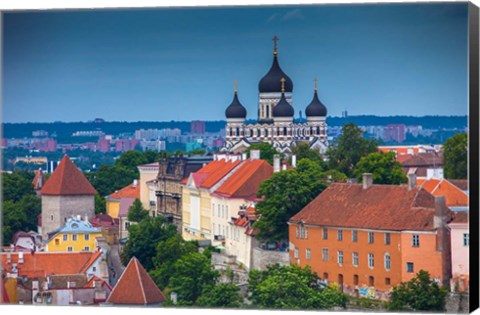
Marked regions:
[105,180,140,218]
[46,217,102,252]
[137,163,159,211]
[182,158,242,241]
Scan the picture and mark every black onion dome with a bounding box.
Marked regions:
[258,55,293,93]
[305,91,327,117]
[225,92,247,119]
[273,93,294,117]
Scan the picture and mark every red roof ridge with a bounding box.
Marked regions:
[80,250,102,273]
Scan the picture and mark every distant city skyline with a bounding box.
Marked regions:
[3,3,468,123]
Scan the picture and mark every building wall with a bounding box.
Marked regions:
[399,232,445,283]
[106,200,120,219]
[288,224,403,295]
[182,187,212,241]
[251,247,289,271]
[449,225,469,279]
[41,195,95,238]
[138,165,158,210]
[210,197,245,243]
[46,232,102,252]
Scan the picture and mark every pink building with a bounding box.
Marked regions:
[115,139,139,152]
[448,211,469,292]
[191,120,206,134]
[97,139,110,152]
[384,124,406,143]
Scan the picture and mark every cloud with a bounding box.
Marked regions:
[281,9,305,21]
[266,13,281,23]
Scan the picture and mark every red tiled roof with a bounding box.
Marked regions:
[397,154,413,164]
[80,250,103,273]
[84,275,113,291]
[32,169,46,191]
[0,251,100,278]
[417,178,469,207]
[108,182,140,199]
[450,211,468,224]
[89,214,119,228]
[40,155,97,195]
[448,179,469,191]
[188,160,242,189]
[402,152,443,167]
[214,159,273,199]
[106,257,166,305]
[289,183,449,231]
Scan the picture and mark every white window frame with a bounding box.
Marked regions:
[63,234,68,241]
[84,246,90,251]
[294,248,299,259]
[338,229,343,241]
[385,232,390,245]
[406,262,414,273]
[412,234,420,247]
[67,247,73,252]
[322,248,328,261]
[385,253,391,270]
[323,228,328,240]
[352,230,358,242]
[337,251,343,265]
[72,234,78,241]
[368,232,374,244]
[352,252,358,267]
[306,248,311,260]
[212,203,215,217]
[85,234,90,241]
[368,253,374,268]
[463,233,469,247]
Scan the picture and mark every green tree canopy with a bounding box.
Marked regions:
[196,283,243,308]
[127,198,149,222]
[167,252,219,305]
[149,234,198,290]
[3,171,36,202]
[253,159,329,241]
[248,264,347,309]
[246,142,282,165]
[120,216,177,270]
[326,123,378,177]
[443,133,467,179]
[291,143,326,169]
[94,194,106,214]
[86,164,137,197]
[388,270,448,311]
[115,150,148,171]
[354,151,407,185]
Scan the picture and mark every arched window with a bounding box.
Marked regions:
[236,127,240,136]
[265,129,268,137]
[283,127,287,136]
[257,129,261,137]
[266,105,270,118]
[250,129,253,137]
[317,126,320,134]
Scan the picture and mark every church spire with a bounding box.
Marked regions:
[273,35,279,55]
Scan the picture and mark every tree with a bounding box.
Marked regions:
[94,194,106,214]
[127,198,149,222]
[354,151,407,185]
[2,171,36,202]
[196,284,243,308]
[150,234,198,290]
[120,216,177,270]
[248,264,347,309]
[253,159,328,241]
[87,164,137,197]
[388,270,448,311]
[291,143,326,169]
[443,133,467,179]
[326,123,378,177]
[167,252,219,305]
[246,142,281,165]
[143,151,159,164]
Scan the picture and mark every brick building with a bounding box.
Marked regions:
[288,174,452,300]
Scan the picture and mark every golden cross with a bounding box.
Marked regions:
[314,78,318,92]
[234,80,238,93]
[273,35,279,55]
[280,77,286,93]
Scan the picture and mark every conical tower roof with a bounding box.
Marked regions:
[258,36,293,93]
[40,155,97,195]
[225,89,247,119]
[106,257,166,305]
[306,79,327,117]
[273,77,294,118]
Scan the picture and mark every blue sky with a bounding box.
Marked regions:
[3,3,468,122]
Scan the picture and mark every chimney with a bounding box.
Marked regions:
[362,173,373,189]
[18,252,24,264]
[242,153,247,160]
[433,196,451,286]
[408,173,417,190]
[250,150,260,160]
[292,155,297,168]
[273,155,281,173]
[133,179,138,187]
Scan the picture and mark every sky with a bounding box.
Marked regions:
[2,3,469,123]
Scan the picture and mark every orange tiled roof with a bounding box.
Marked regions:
[214,159,273,199]
[84,275,113,291]
[106,257,166,305]
[0,251,101,278]
[41,155,97,195]
[32,169,46,191]
[108,182,140,199]
[417,178,469,207]
[290,183,451,231]
[188,159,242,189]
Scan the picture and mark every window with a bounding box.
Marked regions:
[412,235,420,247]
[212,203,215,216]
[337,251,343,265]
[352,230,358,242]
[353,275,359,285]
[212,224,215,234]
[323,228,328,240]
[385,278,391,285]
[463,233,469,246]
[406,262,414,273]
[322,248,328,261]
[300,225,305,238]
[385,233,390,245]
[85,234,90,241]
[50,214,54,221]
[352,252,359,266]
[63,234,68,241]
[72,234,78,241]
[296,226,299,238]
[294,248,299,259]
[385,254,391,270]
[55,239,59,246]
[226,205,229,218]
[369,276,374,286]
[222,205,225,218]
[125,222,130,229]
[368,253,374,268]
[337,230,343,241]
[305,227,308,239]
[306,248,311,260]
[67,247,73,252]
[84,246,90,251]
[218,205,220,218]
[92,267,97,272]
[323,273,329,280]
[368,232,374,244]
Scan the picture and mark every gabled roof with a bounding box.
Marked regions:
[0,251,101,278]
[89,214,118,228]
[402,152,443,167]
[108,182,140,199]
[449,211,468,224]
[289,183,450,231]
[417,178,469,207]
[187,159,242,189]
[106,257,166,305]
[40,155,97,196]
[213,159,273,200]
[84,275,113,291]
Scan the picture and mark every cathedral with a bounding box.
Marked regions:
[223,36,329,154]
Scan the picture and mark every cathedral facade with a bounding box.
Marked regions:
[223,36,329,154]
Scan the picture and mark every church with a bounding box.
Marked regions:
[222,36,329,154]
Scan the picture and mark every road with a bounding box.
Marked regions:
[108,244,125,287]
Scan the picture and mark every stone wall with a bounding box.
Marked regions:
[251,247,289,270]
[445,292,469,313]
